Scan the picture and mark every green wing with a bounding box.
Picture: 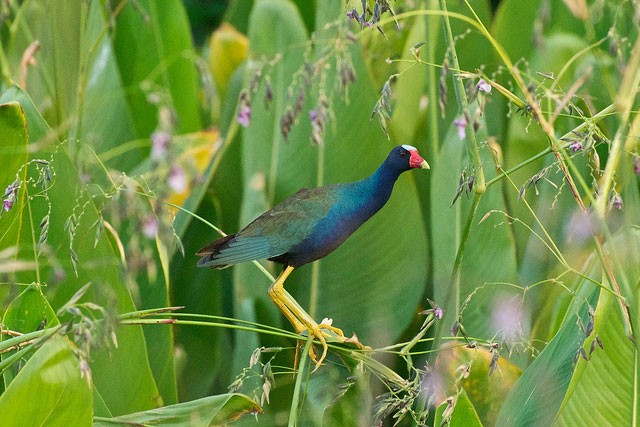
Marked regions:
[198,186,339,268]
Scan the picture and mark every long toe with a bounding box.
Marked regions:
[305,326,328,371]
[317,319,345,339]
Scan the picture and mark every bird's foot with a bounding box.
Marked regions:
[317,317,345,339]
[319,318,370,351]
[297,318,369,371]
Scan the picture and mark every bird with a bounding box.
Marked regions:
[197,144,429,367]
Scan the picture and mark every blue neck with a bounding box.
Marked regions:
[347,159,403,215]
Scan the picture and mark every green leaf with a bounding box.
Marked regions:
[1,85,162,417]
[554,288,635,425]
[0,89,49,142]
[389,11,428,145]
[495,269,600,426]
[93,393,262,427]
[0,335,92,427]
[491,0,542,70]
[434,388,483,427]
[554,230,640,426]
[431,0,493,144]
[430,117,518,340]
[0,100,29,295]
[4,1,139,166]
[111,0,202,137]
[47,153,163,416]
[1,285,59,387]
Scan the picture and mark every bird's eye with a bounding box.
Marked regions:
[400,151,408,157]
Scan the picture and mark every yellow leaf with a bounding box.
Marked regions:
[167,129,220,208]
[209,23,249,100]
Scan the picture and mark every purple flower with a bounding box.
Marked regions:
[2,195,14,212]
[633,155,640,175]
[142,216,158,239]
[168,166,187,193]
[237,104,251,128]
[610,193,623,210]
[1,181,18,213]
[434,306,444,320]
[569,141,583,152]
[454,116,467,140]
[309,110,318,122]
[79,358,92,384]
[151,131,171,160]
[3,180,19,197]
[346,8,359,22]
[476,79,492,94]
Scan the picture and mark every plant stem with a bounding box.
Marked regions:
[438,0,486,317]
[451,192,482,313]
[427,0,440,161]
[289,338,312,427]
[595,34,640,218]
[438,1,479,171]
[309,143,325,318]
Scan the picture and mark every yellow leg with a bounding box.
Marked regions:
[267,265,349,369]
[267,266,307,332]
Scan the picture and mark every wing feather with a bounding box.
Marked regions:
[197,186,341,268]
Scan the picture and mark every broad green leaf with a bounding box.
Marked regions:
[430,117,518,341]
[6,20,178,399]
[495,268,600,426]
[0,87,50,142]
[491,0,542,68]
[554,288,635,425]
[0,335,92,427]
[554,230,640,426]
[4,0,139,166]
[2,285,59,388]
[43,149,163,416]
[240,0,428,348]
[94,389,112,418]
[434,388,483,427]
[489,0,593,137]
[111,0,202,137]
[1,87,162,416]
[223,0,255,34]
[389,9,428,145]
[93,393,262,427]
[169,104,244,401]
[0,100,29,298]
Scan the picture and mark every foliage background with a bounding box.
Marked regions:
[0,0,639,426]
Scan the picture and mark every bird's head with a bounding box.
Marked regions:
[389,145,430,171]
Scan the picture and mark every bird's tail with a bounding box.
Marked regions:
[196,234,236,269]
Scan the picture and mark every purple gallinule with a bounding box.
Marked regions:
[198,145,429,366]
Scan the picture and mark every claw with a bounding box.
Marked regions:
[267,266,367,371]
[300,323,330,370]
